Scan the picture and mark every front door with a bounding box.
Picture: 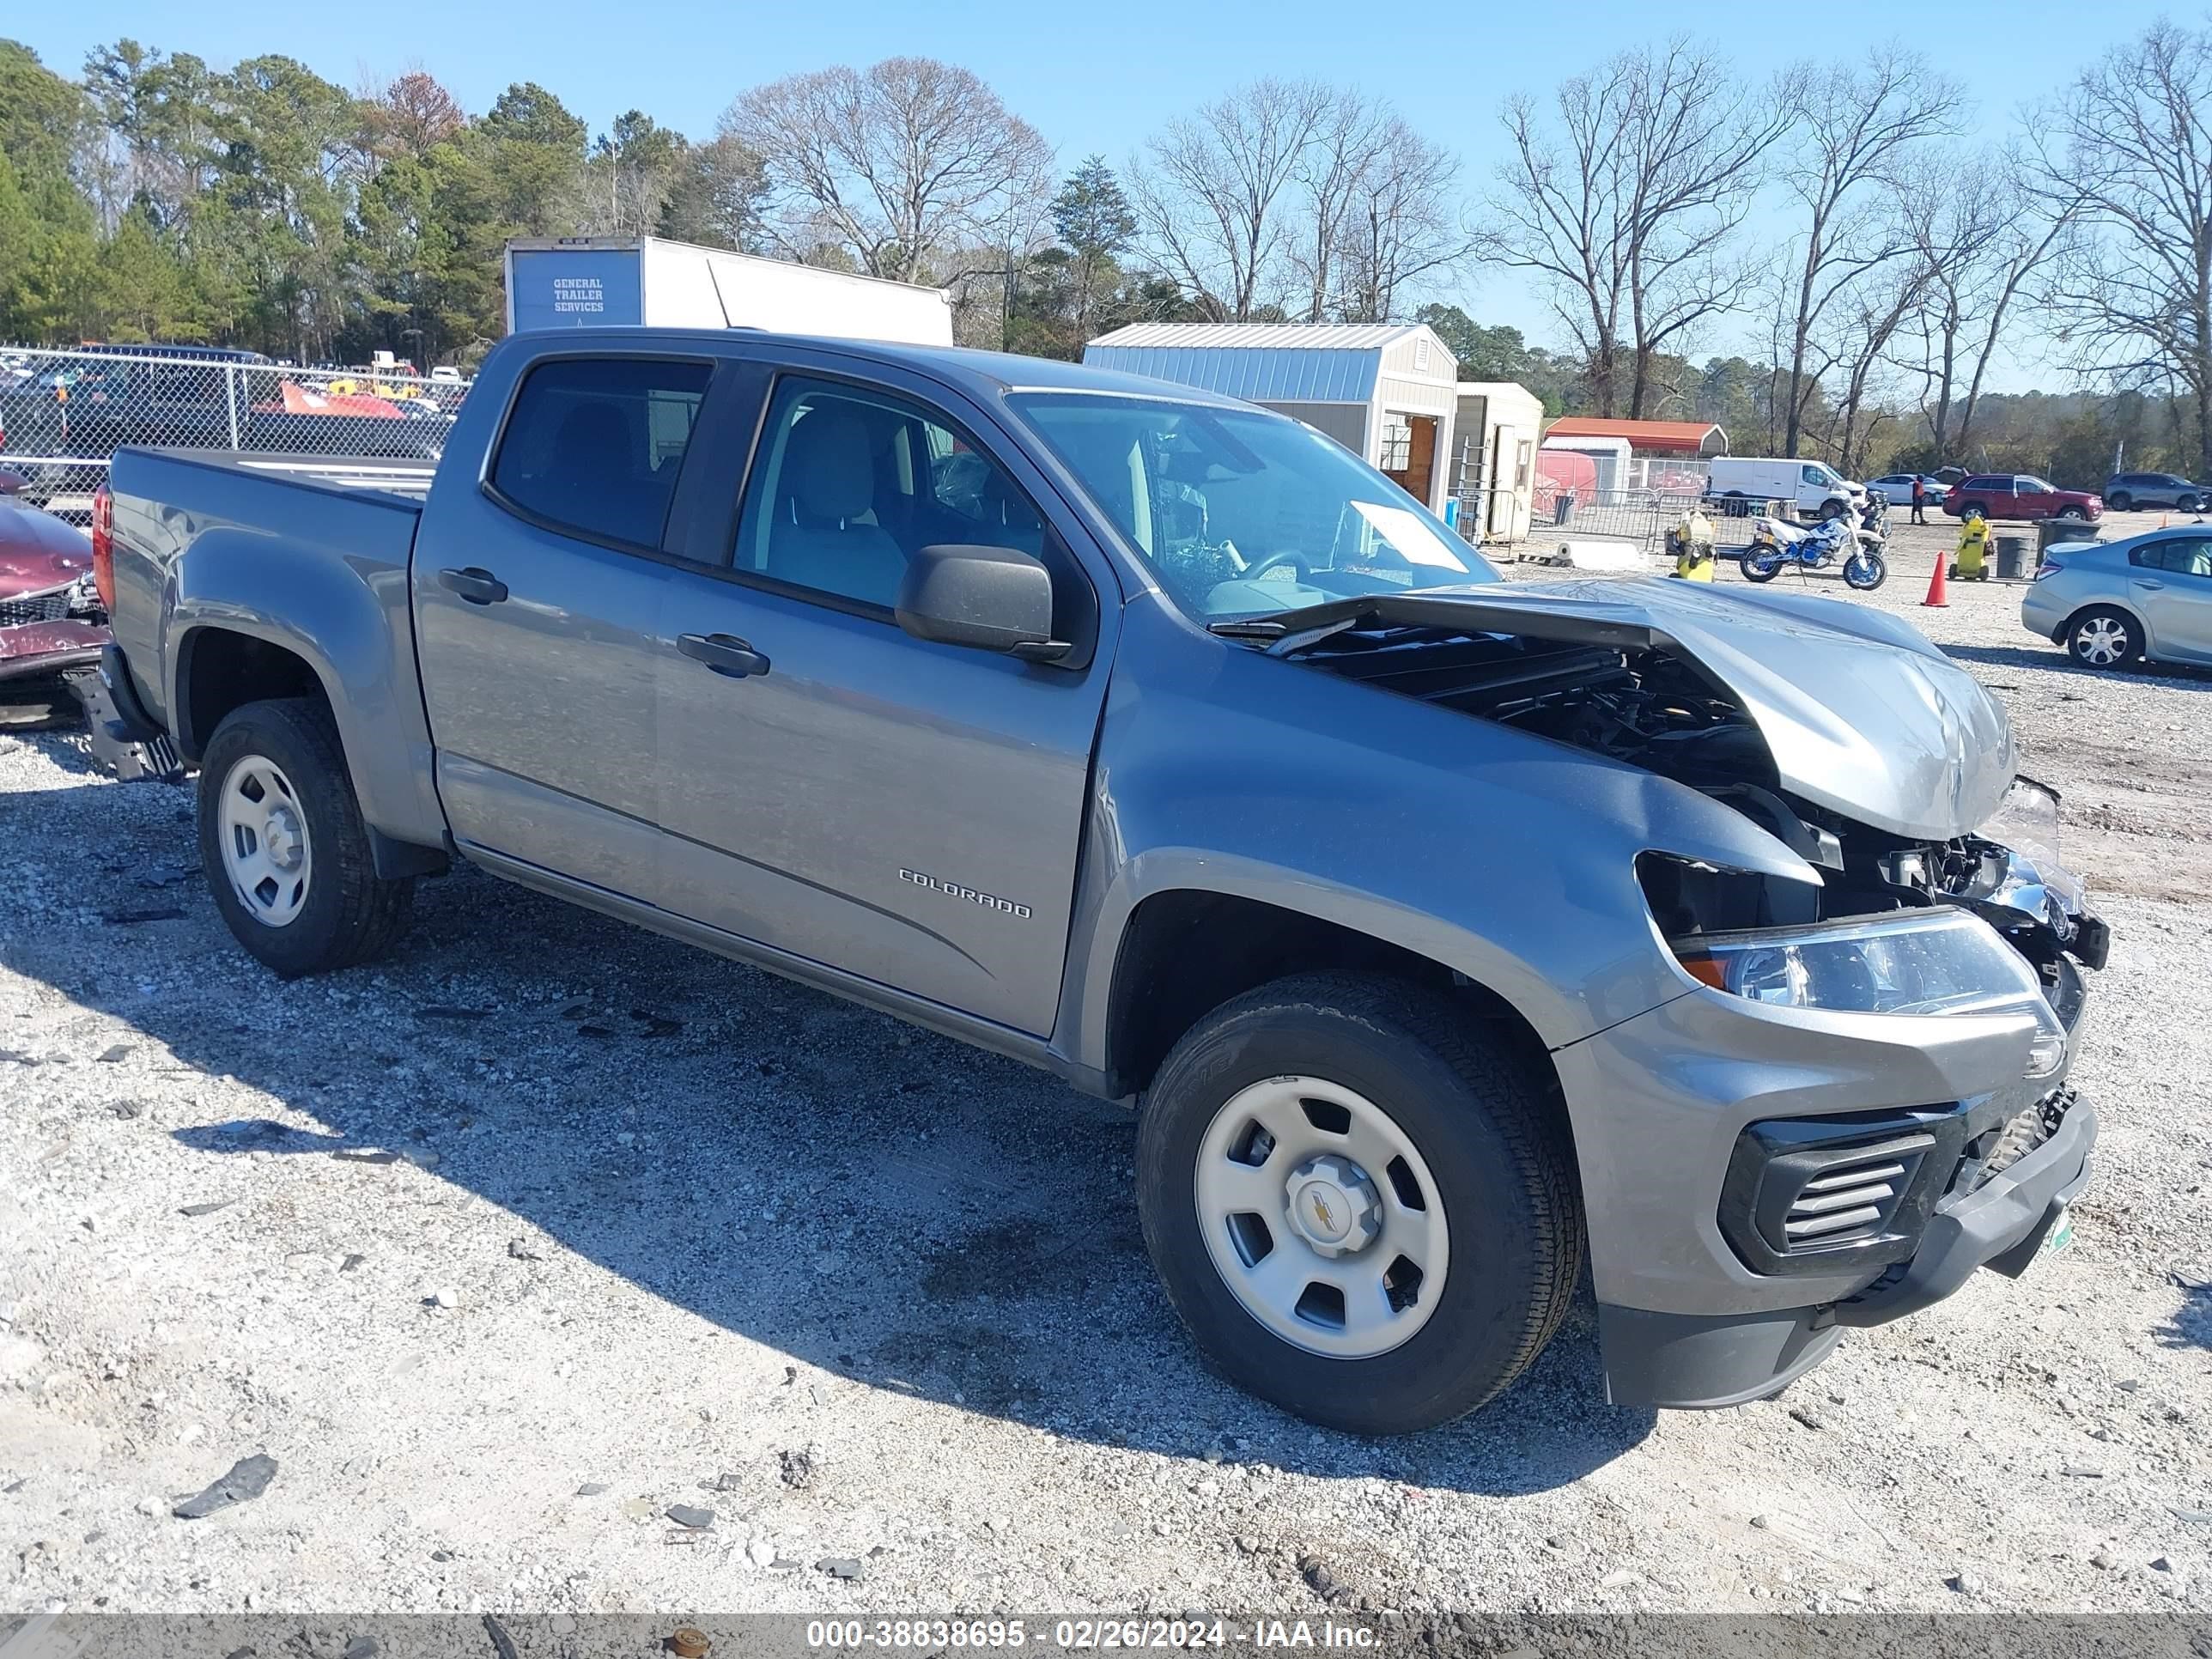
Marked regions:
[412,352,716,893]
[653,368,1115,1036]
[2132,534,2212,661]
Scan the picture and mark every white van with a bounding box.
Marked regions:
[1706,456,1865,520]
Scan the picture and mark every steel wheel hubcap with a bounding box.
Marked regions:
[2076,618,2128,665]
[217,754,313,927]
[1194,1075,1449,1359]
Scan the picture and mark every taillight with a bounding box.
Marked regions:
[91,483,115,611]
[2031,560,2062,581]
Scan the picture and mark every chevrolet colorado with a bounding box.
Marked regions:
[91,330,2105,1433]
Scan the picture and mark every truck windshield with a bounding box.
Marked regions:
[1010,393,1498,621]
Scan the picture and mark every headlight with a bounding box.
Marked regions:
[1672,907,2068,1078]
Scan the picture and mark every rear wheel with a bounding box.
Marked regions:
[1738,549,1782,583]
[198,698,415,977]
[1957,501,1990,520]
[2065,606,2142,670]
[1135,972,1581,1435]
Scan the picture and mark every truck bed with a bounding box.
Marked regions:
[102,446,434,717]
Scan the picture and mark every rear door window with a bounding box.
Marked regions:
[489,356,714,551]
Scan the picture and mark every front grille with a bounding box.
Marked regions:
[0,593,72,626]
[1955,1087,2075,1197]
[1719,1106,1970,1277]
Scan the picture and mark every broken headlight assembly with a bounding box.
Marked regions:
[1669,907,2069,1079]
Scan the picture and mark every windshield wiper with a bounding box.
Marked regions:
[1206,619,1289,639]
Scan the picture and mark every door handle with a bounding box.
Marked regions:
[677,632,771,679]
[438,566,508,605]
[2134,578,2166,590]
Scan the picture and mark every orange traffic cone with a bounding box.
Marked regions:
[1923,551,1949,608]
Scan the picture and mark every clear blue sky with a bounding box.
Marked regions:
[11,0,2178,378]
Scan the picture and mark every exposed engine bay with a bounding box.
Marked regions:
[1276,620,2109,993]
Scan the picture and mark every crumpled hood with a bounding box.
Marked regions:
[0,503,94,599]
[1289,577,2014,841]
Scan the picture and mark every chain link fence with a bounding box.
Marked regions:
[0,344,470,520]
[1522,485,1768,556]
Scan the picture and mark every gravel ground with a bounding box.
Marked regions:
[2,514,2208,1620]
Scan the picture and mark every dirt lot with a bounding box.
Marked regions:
[2,517,2208,1620]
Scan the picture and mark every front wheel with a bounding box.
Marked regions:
[2179,495,2202,514]
[198,698,416,978]
[1819,499,1847,521]
[2056,506,2090,521]
[1844,550,1887,591]
[1739,549,1783,583]
[1135,973,1582,1435]
[2106,491,2133,512]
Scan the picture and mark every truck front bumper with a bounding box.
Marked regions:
[1597,1086,2094,1408]
[1550,959,2098,1412]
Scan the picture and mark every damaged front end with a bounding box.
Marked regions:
[1246,582,2103,1005]
[1240,579,2105,1404]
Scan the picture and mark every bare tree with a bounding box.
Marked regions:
[1481,39,1797,417]
[1333,118,1469,322]
[2024,19,2212,475]
[1127,78,1332,321]
[1775,48,1961,455]
[1814,255,1934,472]
[1286,89,1386,321]
[1899,147,2076,458]
[725,58,1048,283]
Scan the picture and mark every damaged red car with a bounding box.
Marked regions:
[0,475,176,776]
[0,468,105,716]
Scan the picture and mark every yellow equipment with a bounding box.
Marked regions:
[1668,507,1717,580]
[1953,510,1991,581]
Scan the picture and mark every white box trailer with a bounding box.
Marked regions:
[503,236,954,346]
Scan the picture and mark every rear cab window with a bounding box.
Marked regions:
[488,356,714,550]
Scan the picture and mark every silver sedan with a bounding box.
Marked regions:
[2021,528,2212,668]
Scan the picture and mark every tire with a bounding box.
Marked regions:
[1957,501,1989,521]
[2180,495,2202,514]
[1819,499,1846,521]
[197,697,415,978]
[1738,549,1782,582]
[2106,491,2132,512]
[1844,550,1887,591]
[2056,505,2089,521]
[1135,972,1582,1436]
[2063,605,2142,671]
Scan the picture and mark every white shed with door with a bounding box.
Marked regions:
[1081,323,1461,514]
[1449,381,1547,544]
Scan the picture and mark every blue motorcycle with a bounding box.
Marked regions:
[1740,501,1888,591]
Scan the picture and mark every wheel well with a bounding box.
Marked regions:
[2057,599,2141,641]
[175,629,328,762]
[1104,890,1563,1114]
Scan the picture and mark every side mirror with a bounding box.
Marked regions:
[896,544,1069,662]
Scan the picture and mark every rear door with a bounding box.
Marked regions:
[2130,535,2212,661]
[411,350,720,895]
[650,356,1118,1036]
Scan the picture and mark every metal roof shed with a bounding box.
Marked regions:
[1082,322,1462,512]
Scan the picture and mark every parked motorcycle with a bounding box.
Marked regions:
[1740,492,1888,591]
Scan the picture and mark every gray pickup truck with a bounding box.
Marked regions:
[91,330,2106,1434]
